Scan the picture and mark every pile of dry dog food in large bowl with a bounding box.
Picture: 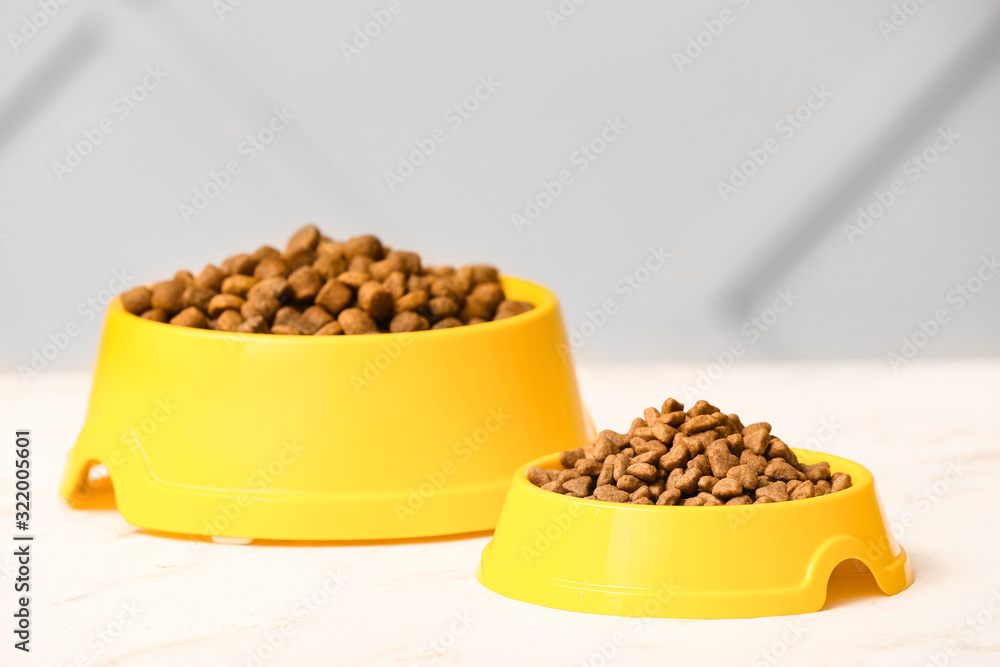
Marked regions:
[118,224,534,335]
[528,397,852,506]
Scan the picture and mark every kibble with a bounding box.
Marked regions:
[119,225,534,334]
[530,398,853,505]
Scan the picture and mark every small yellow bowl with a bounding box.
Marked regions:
[477,449,914,618]
[59,277,592,541]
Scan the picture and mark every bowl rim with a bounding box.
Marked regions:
[515,448,873,512]
[114,274,556,341]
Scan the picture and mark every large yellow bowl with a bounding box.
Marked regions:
[477,449,914,618]
[59,277,592,541]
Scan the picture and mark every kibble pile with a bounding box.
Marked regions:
[529,398,852,506]
[119,225,534,335]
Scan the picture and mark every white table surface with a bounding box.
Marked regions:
[1,360,998,666]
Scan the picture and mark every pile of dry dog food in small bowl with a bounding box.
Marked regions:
[528,398,852,506]
[118,225,534,335]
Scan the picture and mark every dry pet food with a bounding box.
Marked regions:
[118,225,534,334]
[528,398,852,506]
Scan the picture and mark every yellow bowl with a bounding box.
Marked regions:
[59,277,593,541]
[477,449,914,618]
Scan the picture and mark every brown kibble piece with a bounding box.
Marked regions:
[182,285,216,312]
[562,476,592,497]
[711,477,743,499]
[656,488,681,506]
[388,250,421,275]
[659,442,689,472]
[241,294,280,321]
[686,400,718,417]
[428,296,460,320]
[395,290,429,312]
[169,306,208,329]
[559,448,585,469]
[221,275,259,298]
[697,475,719,493]
[286,224,321,255]
[557,469,580,485]
[344,234,384,260]
[707,440,739,478]
[383,271,406,301]
[725,495,752,506]
[237,314,268,334]
[273,306,301,328]
[726,465,758,492]
[790,480,815,500]
[650,422,678,444]
[389,311,430,333]
[270,324,300,335]
[633,448,665,467]
[674,468,701,495]
[740,450,768,475]
[121,287,152,315]
[431,317,463,330]
[252,245,281,262]
[460,282,504,321]
[630,485,651,502]
[214,309,243,332]
[314,280,354,315]
[314,321,344,336]
[254,256,288,280]
[594,485,629,503]
[698,492,724,507]
[337,271,371,289]
[494,300,533,320]
[801,462,832,482]
[765,437,798,466]
[595,456,616,487]
[626,462,658,482]
[756,481,790,503]
[612,454,632,481]
[140,308,169,323]
[207,293,245,318]
[151,281,185,314]
[764,460,804,482]
[195,264,227,291]
[742,423,772,455]
[223,253,257,276]
[661,398,684,413]
[575,458,603,476]
[357,281,394,319]
[830,473,852,493]
[247,276,292,302]
[174,270,195,285]
[287,266,323,303]
[616,475,643,493]
[348,255,373,273]
[297,305,334,335]
[680,414,719,434]
[527,466,549,487]
[313,252,348,280]
[338,308,377,335]
[367,257,404,282]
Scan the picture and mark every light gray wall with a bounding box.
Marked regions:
[1,0,998,378]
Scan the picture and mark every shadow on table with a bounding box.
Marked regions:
[822,559,886,610]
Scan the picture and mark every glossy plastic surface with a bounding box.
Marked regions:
[59,277,592,541]
[477,449,914,618]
